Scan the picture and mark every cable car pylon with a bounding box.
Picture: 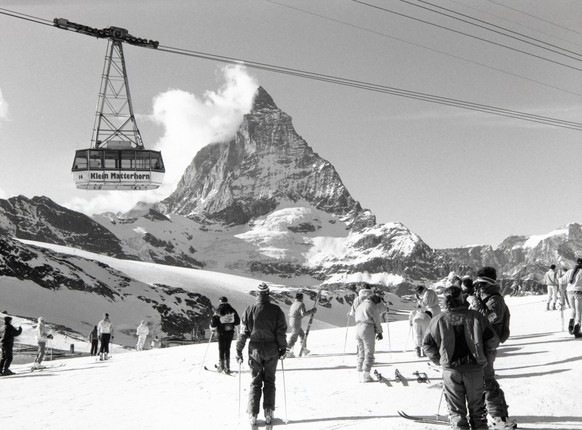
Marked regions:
[54,18,164,191]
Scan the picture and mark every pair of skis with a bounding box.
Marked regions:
[397,410,449,426]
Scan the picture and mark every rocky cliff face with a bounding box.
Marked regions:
[162,87,364,226]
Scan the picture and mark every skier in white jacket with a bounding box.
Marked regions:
[136,321,149,351]
[33,317,53,368]
[97,313,114,360]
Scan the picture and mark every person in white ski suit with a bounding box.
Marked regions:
[354,293,383,382]
[544,264,559,311]
[561,258,582,337]
[409,309,430,358]
[470,267,516,430]
[286,292,316,357]
[34,317,53,368]
[136,320,149,351]
[423,285,499,430]
[348,283,372,317]
[97,313,114,360]
[558,266,570,309]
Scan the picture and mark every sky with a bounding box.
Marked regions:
[0,0,581,249]
[2,291,581,429]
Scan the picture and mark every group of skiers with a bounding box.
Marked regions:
[544,259,582,337]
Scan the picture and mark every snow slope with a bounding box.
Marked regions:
[1,295,581,430]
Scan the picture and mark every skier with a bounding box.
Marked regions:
[89,326,99,356]
[285,292,317,358]
[236,282,287,427]
[558,266,570,309]
[561,257,582,336]
[209,296,240,374]
[408,309,430,358]
[544,264,559,311]
[0,316,22,376]
[471,267,516,430]
[415,285,441,318]
[423,286,499,430]
[136,320,149,351]
[33,317,53,369]
[354,293,383,382]
[97,313,114,360]
[348,283,373,317]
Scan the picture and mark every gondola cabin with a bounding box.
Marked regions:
[72,146,165,190]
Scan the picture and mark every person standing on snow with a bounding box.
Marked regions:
[348,283,373,317]
[544,264,559,311]
[89,326,99,356]
[97,313,114,361]
[33,317,53,369]
[561,258,582,337]
[471,267,516,430]
[423,286,499,430]
[558,266,570,309]
[285,292,317,358]
[415,285,441,318]
[408,309,430,358]
[136,320,149,351]
[209,296,240,374]
[354,293,383,382]
[0,316,22,376]
[236,282,287,427]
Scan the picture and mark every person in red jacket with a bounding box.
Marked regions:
[236,283,287,427]
[0,316,23,376]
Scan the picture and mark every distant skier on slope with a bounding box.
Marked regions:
[423,285,499,430]
[285,292,316,358]
[89,326,99,356]
[561,257,582,337]
[97,313,114,361]
[209,296,240,374]
[354,293,383,382]
[236,282,287,427]
[544,264,559,311]
[471,267,516,430]
[33,317,53,369]
[0,316,22,376]
[136,320,149,351]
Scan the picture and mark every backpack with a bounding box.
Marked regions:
[486,293,511,343]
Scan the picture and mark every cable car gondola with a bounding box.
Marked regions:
[54,18,165,190]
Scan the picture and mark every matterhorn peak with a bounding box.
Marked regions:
[251,86,278,111]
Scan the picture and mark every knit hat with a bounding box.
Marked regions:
[257,282,269,294]
[219,296,228,303]
[4,316,12,323]
[295,292,304,300]
[104,313,109,319]
[415,285,425,294]
[474,275,496,286]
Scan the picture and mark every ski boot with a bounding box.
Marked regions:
[285,349,295,358]
[302,348,311,356]
[568,318,575,334]
[487,415,517,429]
[264,409,274,425]
[361,371,374,383]
[574,323,582,338]
[2,369,15,376]
[249,413,258,428]
[415,347,422,358]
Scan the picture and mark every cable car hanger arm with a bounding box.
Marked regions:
[53,17,159,49]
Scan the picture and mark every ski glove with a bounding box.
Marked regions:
[376,333,383,341]
[236,353,243,364]
[278,348,287,359]
[47,334,53,339]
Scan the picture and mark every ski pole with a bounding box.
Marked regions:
[385,319,392,358]
[280,359,288,424]
[199,331,213,373]
[342,314,350,362]
[436,385,445,421]
[238,361,242,421]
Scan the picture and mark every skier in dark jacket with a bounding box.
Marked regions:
[0,316,23,376]
[236,282,287,427]
[209,296,240,374]
[424,286,499,430]
[89,326,99,356]
[470,267,516,430]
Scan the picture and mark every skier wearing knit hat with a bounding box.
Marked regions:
[560,257,582,337]
[236,282,287,427]
[0,316,22,376]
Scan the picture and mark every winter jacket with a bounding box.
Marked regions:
[418,288,441,317]
[36,321,51,343]
[98,319,114,336]
[236,294,287,352]
[423,306,499,369]
[355,298,383,335]
[409,309,430,326]
[0,322,22,347]
[471,285,509,342]
[543,269,559,286]
[562,266,582,293]
[210,303,241,335]
[288,300,311,319]
[89,328,98,342]
[349,288,374,316]
[136,323,149,338]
